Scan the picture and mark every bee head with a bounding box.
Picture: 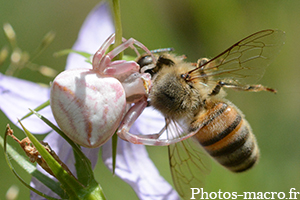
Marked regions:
[150,65,202,119]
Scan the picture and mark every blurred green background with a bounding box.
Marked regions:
[0,0,299,199]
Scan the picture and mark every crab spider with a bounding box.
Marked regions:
[51,33,182,148]
[50,34,156,148]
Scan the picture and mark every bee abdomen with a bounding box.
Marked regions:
[194,102,259,172]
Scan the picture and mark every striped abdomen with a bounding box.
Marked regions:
[193,101,259,172]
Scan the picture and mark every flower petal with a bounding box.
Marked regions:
[102,138,179,200]
[64,2,179,199]
[102,107,179,199]
[130,107,166,136]
[66,2,114,70]
[21,1,178,199]
[29,3,113,198]
[66,3,179,199]
[0,73,54,133]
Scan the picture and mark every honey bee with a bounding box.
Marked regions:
[137,29,285,199]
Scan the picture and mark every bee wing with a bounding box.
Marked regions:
[167,121,212,199]
[169,137,212,199]
[193,29,285,84]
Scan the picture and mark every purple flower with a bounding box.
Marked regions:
[0,3,179,200]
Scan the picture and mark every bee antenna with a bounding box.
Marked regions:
[150,47,174,54]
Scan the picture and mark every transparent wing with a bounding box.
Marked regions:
[167,121,212,199]
[189,29,285,84]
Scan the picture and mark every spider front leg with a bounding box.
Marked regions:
[92,34,155,74]
[116,99,167,145]
[92,33,116,72]
[102,60,140,81]
[117,99,195,146]
[91,34,155,103]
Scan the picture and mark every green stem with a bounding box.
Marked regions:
[111,0,122,174]
[112,0,123,59]
[112,131,118,174]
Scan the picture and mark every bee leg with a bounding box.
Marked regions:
[209,81,225,96]
[197,58,210,68]
[197,58,210,83]
[211,81,277,94]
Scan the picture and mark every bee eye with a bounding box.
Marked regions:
[181,73,189,79]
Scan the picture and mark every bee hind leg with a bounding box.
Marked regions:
[209,81,277,95]
[208,81,226,96]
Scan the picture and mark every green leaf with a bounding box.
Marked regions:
[20,100,50,121]
[18,120,84,198]
[1,125,66,199]
[30,110,106,199]
[30,109,93,175]
[54,49,92,64]
[73,148,93,187]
